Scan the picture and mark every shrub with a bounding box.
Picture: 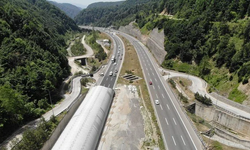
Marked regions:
[179,93,188,103]
[81,78,89,86]
[169,79,176,89]
[194,92,212,106]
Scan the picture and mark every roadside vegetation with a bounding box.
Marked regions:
[194,92,212,106]
[134,0,250,104]
[0,0,79,143]
[85,30,111,73]
[168,78,243,150]
[76,0,250,104]
[11,116,59,150]
[117,36,165,149]
[71,35,86,56]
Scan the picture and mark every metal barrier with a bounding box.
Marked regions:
[166,81,208,150]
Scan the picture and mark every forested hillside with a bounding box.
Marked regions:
[87,1,124,9]
[136,0,250,103]
[76,0,250,103]
[74,0,158,27]
[0,0,79,142]
[49,1,82,19]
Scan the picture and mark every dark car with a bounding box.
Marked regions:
[149,81,152,85]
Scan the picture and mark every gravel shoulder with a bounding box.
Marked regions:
[98,85,145,150]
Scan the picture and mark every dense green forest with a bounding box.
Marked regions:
[48,1,82,19]
[87,1,124,9]
[71,37,86,56]
[76,0,250,103]
[74,0,158,27]
[0,0,79,142]
[136,0,250,103]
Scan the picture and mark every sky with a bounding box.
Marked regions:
[50,0,122,8]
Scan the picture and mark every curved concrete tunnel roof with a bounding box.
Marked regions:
[52,86,115,150]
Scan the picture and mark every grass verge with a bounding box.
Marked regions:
[162,59,247,103]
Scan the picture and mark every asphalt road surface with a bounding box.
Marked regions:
[98,30,125,89]
[119,32,202,150]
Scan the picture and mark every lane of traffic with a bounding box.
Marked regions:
[131,39,197,150]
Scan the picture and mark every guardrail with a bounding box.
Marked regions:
[166,80,208,150]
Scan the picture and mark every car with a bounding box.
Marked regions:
[155,100,160,105]
[120,58,122,60]
[99,73,104,76]
[113,73,116,77]
[115,70,118,73]
[109,71,113,76]
[113,63,117,65]
[149,81,152,85]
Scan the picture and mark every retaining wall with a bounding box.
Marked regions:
[119,22,166,64]
[211,92,250,114]
[215,128,250,149]
[195,101,250,136]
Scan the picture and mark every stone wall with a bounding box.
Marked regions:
[215,128,250,149]
[195,101,250,136]
[119,22,144,42]
[195,101,215,121]
[119,22,166,64]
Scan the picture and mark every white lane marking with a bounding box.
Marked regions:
[181,135,186,145]
[153,86,155,89]
[156,94,159,99]
[108,84,110,88]
[166,104,170,110]
[155,78,157,82]
[111,77,113,81]
[158,72,198,150]
[173,118,177,125]
[165,118,169,125]
[158,85,161,89]
[172,136,177,145]
[160,105,163,110]
[162,94,165,98]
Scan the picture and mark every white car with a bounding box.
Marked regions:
[155,100,160,105]
[109,71,113,76]
[113,63,117,65]
[100,73,104,76]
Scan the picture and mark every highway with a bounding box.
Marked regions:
[79,26,125,89]
[98,31,124,88]
[118,32,202,150]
